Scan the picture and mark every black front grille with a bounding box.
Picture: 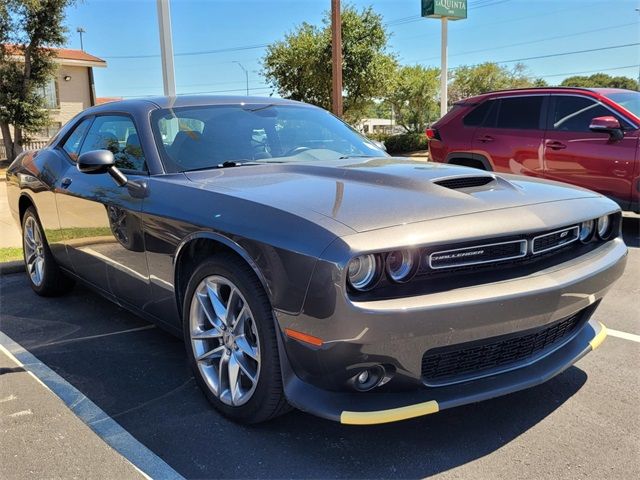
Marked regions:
[532,226,579,254]
[434,176,495,189]
[421,311,584,384]
[429,240,525,269]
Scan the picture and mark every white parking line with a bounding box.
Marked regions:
[32,325,156,349]
[607,328,640,343]
[0,331,184,480]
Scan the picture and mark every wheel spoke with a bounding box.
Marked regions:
[196,344,225,362]
[25,251,36,265]
[233,350,257,384]
[196,292,225,331]
[35,258,44,283]
[206,282,228,326]
[227,352,242,405]
[231,305,248,334]
[192,328,223,340]
[235,335,259,361]
[218,351,229,395]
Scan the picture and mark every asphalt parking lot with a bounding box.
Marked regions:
[1,216,639,480]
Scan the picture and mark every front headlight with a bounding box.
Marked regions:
[347,254,379,291]
[385,249,418,283]
[579,220,594,243]
[597,215,612,239]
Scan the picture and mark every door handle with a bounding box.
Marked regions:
[478,135,495,143]
[546,141,566,150]
[61,177,72,188]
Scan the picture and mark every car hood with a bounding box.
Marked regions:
[184,157,599,233]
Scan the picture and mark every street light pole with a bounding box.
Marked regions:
[331,0,343,117]
[76,27,85,51]
[234,61,249,96]
[156,0,176,97]
[440,17,448,117]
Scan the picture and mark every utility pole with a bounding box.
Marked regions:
[76,27,85,51]
[331,0,343,117]
[440,17,448,117]
[233,61,249,96]
[156,0,176,97]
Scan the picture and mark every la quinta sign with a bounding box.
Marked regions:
[421,0,467,20]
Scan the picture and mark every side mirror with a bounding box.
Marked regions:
[589,116,623,140]
[77,149,128,186]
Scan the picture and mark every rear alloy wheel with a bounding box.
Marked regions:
[21,207,74,296]
[183,255,290,423]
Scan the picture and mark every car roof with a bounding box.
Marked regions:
[84,95,307,114]
[460,86,636,104]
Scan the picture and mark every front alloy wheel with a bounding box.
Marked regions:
[189,276,261,406]
[23,215,45,287]
[183,255,289,423]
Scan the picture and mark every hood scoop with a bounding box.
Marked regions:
[433,175,496,190]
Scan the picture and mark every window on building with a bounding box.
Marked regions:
[37,122,62,139]
[41,78,59,109]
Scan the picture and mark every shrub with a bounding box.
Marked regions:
[383,133,429,154]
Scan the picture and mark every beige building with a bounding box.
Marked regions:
[1,46,107,143]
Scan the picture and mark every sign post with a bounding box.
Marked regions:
[421,1,467,117]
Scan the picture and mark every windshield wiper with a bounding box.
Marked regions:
[184,161,262,172]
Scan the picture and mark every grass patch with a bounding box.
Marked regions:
[0,247,23,263]
[45,227,112,242]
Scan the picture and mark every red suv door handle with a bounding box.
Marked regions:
[477,135,494,143]
[547,141,567,150]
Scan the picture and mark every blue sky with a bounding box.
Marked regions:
[63,0,640,99]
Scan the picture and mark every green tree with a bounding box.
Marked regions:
[386,65,439,132]
[448,62,546,104]
[262,4,397,123]
[0,0,74,162]
[560,73,638,90]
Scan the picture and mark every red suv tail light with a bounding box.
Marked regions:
[425,128,440,140]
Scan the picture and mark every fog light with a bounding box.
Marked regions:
[353,366,385,391]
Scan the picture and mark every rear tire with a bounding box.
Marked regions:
[182,253,290,424]
[21,207,74,296]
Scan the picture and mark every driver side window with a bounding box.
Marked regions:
[79,115,147,172]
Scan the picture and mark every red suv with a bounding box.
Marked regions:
[428,87,640,212]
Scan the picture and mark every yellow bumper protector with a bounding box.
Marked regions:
[589,322,608,350]
[340,400,439,425]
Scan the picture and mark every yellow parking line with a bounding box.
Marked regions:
[589,323,608,350]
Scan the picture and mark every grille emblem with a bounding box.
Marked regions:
[429,240,527,269]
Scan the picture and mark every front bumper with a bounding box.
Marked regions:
[281,319,606,424]
[275,238,626,424]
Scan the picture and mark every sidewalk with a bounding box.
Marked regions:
[0,349,145,479]
[0,182,21,248]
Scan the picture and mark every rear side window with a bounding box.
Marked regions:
[463,101,493,126]
[551,95,625,132]
[61,118,93,161]
[495,96,544,130]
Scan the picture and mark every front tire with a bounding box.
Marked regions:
[182,254,289,424]
[22,207,74,296]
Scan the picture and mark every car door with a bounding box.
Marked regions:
[54,114,151,307]
[472,95,547,177]
[543,94,638,207]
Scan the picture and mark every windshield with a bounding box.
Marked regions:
[152,104,386,172]
[603,91,640,118]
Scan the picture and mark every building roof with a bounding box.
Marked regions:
[96,97,123,105]
[3,44,106,67]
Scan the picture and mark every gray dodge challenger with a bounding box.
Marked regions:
[5,96,627,424]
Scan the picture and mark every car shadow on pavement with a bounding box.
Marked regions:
[622,216,639,248]
[1,273,588,479]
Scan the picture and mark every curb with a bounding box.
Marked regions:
[0,261,24,275]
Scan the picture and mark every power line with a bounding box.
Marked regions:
[540,64,640,79]
[102,43,269,60]
[411,22,638,63]
[489,42,640,65]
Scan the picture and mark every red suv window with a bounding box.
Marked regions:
[494,96,544,130]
